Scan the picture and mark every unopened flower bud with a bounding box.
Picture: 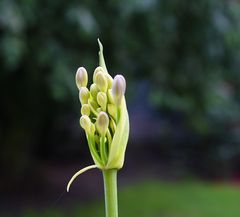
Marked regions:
[76,67,88,89]
[93,66,105,83]
[112,75,126,106]
[90,83,99,99]
[81,104,91,116]
[67,40,130,190]
[97,92,107,111]
[95,72,108,92]
[96,112,109,136]
[79,87,90,104]
[80,115,92,133]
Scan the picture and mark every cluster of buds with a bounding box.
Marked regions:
[67,40,129,191]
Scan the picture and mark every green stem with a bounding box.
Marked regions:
[102,169,118,217]
[100,136,108,164]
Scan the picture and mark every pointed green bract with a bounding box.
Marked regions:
[106,98,129,169]
[98,39,108,72]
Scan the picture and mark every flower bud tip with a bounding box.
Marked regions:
[95,72,108,92]
[76,67,88,89]
[96,112,109,135]
[79,87,90,104]
[112,75,126,106]
[97,92,107,111]
[80,115,92,133]
[81,104,91,116]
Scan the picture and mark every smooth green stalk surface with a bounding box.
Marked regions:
[103,169,118,217]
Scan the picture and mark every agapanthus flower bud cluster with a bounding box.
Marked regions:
[67,41,129,192]
[75,65,128,169]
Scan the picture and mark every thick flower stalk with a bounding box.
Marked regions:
[67,40,129,217]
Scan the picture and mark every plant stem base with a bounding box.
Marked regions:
[102,169,118,217]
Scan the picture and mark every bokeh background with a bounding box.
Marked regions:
[1,0,240,216]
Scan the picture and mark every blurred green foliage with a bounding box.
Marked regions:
[13,181,240,217]
[1,0,240,176]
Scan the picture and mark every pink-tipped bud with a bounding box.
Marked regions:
[96,112,109,136]
[112,75,126,106]
[76,67,88,89]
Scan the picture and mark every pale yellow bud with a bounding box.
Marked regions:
[96,112,109,136]
[112,75,126,106]
[93,66,113,89]
[97,92,107,111]
[93,66,105,83]
[80,115,92,133]
[76,67,88,89]
[90,83,99,99]
[79,87,90,104]
[81,104,91,116]
[95,72,108,92]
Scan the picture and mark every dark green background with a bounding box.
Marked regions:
[1,0,240,216]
